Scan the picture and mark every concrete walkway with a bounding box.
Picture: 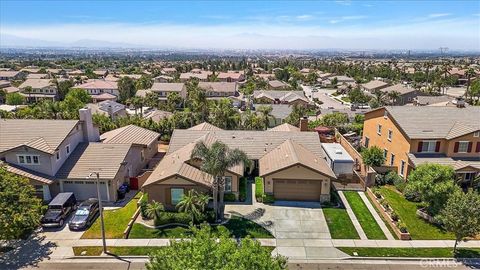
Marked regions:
[337,191,368,240]
[358,192,395,240]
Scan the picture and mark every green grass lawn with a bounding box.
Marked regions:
[343,191,386,240]
[323,208,360,239]
[129,215,274,239]
[73,245,276,256]
[378,186,454,240]
[365,191,398,240]
[339,247,480,258]
[81,192,142,239]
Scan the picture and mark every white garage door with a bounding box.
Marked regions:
[62,180,109,201]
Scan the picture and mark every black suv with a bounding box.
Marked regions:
[41,192,77,228]
[68,198,99,230]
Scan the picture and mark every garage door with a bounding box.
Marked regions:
[273,179,321,201]
[62,180,109,201]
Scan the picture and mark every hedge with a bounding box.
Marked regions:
[223,193,236,202]
[255,177,264,202]
[239,177,247,202]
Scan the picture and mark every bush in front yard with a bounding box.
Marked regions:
[223,193,236,202]
[239,177,247,202]
[389,172,406,193]
[139,194,149,219]
[262,194,275,204]
[255,177,264,202]
[155,212,192,226]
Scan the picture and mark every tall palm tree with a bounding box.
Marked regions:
[464,68,476,102]
[191,141,249,221]
[257,105,273,130]
[145,201,165,224]
[387,91,401,105]
[23,86,33,103]
[441,62,452,94]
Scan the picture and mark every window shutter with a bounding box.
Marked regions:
[417,141,423,152]
[467,142,473,153]
[476,142,480,153]
[454,142,459,153]
[435,141,440,152]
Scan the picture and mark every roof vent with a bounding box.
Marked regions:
[422,129,433,133]
[335,149,342,154]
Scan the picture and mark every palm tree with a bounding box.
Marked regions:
[176,190,203,223]
[145,201,165,224]
[23,86,33,103]
[441,62,452,94]
[191,141,249,221]
[387,91,400,105]
[464,68,476,102]
[257,105,273,130]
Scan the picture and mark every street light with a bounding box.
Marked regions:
[88,171,107,254]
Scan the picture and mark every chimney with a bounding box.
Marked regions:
[299,116,308,132]
[79,107,100,142]
[107,104,114,120]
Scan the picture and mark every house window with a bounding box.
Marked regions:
[33,156,39,164]
[225,176,232,192]
[400,160,406,176]
[18,156,25,164]
[458,141,469,153]
[474,131,480,137]
[26,156,32,164]
[377,124,382,135]
[387,130,393,141]
[364,137,370,148]
[140,150,145,162]
[383,149,388,159]
[66,144,70,155]
[390,153,395,166]
[421,141,437,153]
[56,151,60,160]
[171,188,184,205]
[464,173,476,182]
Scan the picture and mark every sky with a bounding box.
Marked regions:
[0,0,479,50]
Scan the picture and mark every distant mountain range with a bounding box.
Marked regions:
[0,34,142,48]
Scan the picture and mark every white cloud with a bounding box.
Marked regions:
[428,13,450,18]
[335,1,352,6]
[296,15,314,21]
[329,15,367,24]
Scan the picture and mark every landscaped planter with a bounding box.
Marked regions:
[366,188,411,240]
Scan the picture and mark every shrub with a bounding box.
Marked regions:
[262,194,275,204]
[361,146,385,168]
[373,189,382,199]
[155,212,192,226]
[390,210,399,221]
[403,185,421,202]
[388,172,407,193]
[398,221,408,233]
[381,200,390,210]
[223,193,236,202]
[255,177,264,202]
[239,177,247,202]
[139,194,149,219]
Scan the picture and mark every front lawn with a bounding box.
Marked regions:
[378,186,454,240]
[81,192,141,239]
[343,191,386,240]
[73,246,275,256]
[323,208,360,239]
[338,247,480,258]
[129,215,274,239]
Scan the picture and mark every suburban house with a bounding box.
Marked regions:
[138,82,187,101]
[0,70,25,81]
[154,75,173,83]
[361,80,389,92]
[161,67,177,75]
[144,109,173,122]
[253,104,293,127]
[179,72,210,82]
[253,90,310,107]
[77,79,120,98]
[268,80,290,90]
[413,95,456,106]
[0,108,159,202]
[198,82,237,98]
[380,84,422,105]
[217,72,245,82]
[362,106,480,186]
[86,100,127,119]
[19,78,58,102]
[142,122,336,209]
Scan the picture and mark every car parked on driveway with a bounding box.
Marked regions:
[41,192,77,228]
[68,198,99,230]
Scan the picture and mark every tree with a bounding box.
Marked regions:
[256,105,273,130]
[6,92,24,106]
[387,91,401,105]
[405,163,460,216]
[0,166,43,241]
[118,76,136,102]
[369,89,387,108]
[56,79,74,100]
[61,88,91,119]
[191,141,249,221]
[129,96,145,115]
[436,189,480,253]
[145,201,165,224]
[165,92,183,112]
[186,80,209,123]
[23,86,33,102]
[284,104,307,126]
[240,109,263,130]
[176,190,209,223]
[135,75,153,90]
[320,112,349,128]
[361,146,385,167]
[144,92,160,108]
[146,224,287,270]
[208,98,240,129]
[348,87,371,105]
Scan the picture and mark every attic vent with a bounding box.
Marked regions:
[232,135,235,139]
[422,130,433,133]
[335,149,343,154]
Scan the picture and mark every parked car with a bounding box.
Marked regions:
[68,198,99,230]
[41,192,77,228]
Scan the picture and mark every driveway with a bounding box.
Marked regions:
[40,214,84,241]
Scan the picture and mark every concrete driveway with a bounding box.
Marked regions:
[40,214,85,241]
